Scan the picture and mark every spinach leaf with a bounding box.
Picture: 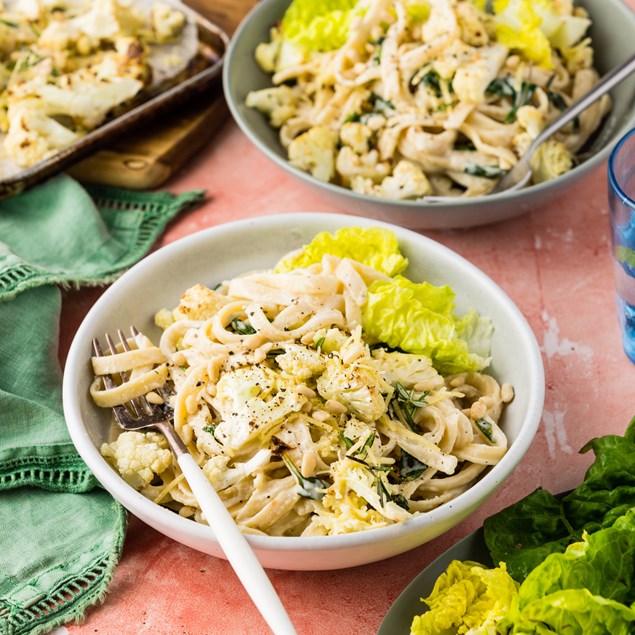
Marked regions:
[464,164,507,179]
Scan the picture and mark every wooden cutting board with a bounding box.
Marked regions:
[70,0,258,190]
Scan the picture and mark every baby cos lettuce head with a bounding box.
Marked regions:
[280,0,358,52]
[275,226,409,277]
[410,560,518,635]
[482,0,591,68]
[276,226,492,374]
[501,509,635,634]
[363,276,493,374]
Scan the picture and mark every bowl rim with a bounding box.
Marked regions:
[222,0,635,212]
[62,212,545,554]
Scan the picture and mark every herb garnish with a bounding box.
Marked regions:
[398,451,428,481]
[282,454,329,500]
[229,317,256,335]
[391,382,429,431]
[464,164,507,179]
[486,78,537,123]
[476,417,494,441]
[344,92,396,124]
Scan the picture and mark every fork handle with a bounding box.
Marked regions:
[177,453,298,635]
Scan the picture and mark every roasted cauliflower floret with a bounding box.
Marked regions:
[339,121,373,155]
[4,100,79,167]
[530,138,574,183]
[456,1,489,46]
[370,350,445,392]
[173,283,232,321]
[255,27,283,73]
[101,431,173,489]
[379,160,432,199]
[287,125,338,182]
[151,2,186,43]
[336,146,390,186]
[516,105,544,139]
[316,356,389,422]
[211,366,306,451]
[451,44,507,104]
[245,85,298,128]
[275,344,326,381]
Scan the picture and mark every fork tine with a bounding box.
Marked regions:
[92,338,117,390]
[117,328,154,416]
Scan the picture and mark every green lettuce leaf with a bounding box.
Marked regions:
[274,226,408,277]
[501,509,635,633]
[410,559,518,635]
[280,0,358,52]
[363,276,492,374]
[484,416,635,582]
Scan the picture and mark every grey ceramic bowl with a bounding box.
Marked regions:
[223,0,635,230]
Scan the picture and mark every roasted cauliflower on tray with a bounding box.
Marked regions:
[0,0,198,171]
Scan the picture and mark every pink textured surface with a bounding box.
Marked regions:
[59,86,635,635]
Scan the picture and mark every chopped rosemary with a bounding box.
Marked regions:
[391,382,429,431]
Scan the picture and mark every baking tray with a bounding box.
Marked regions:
[0,6,229,199]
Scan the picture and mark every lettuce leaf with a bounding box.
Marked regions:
[491,0,553,67]
[363,276,492,374]
[276,226,492,374]
[410,559,518,635]
[482,0,591,67]
[274,226,408,277]
[484,416,635,582]
[280,0,358,52]
[500,509,635,633]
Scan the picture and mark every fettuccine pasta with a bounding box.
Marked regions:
[245,0,610,198]
[93,233,514,536]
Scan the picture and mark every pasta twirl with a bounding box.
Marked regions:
[93,240,514,537]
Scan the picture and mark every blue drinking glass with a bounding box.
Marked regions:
[608,128,635,364]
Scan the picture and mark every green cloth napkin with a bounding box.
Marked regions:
[0,175,204,634]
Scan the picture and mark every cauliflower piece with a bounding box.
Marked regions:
[322,458,411,526]
[339,121,373,155]
[173,283,232,321]
[275,344,326,381]
[455,1,489,46]
[245,85,298,128]
[151,1,186,43]
[516,105,544,139]
[287,126,338,183]
[254,27,282,73]
[211,366,306,451]
[316,356,389,422]
[101,431,173,489]
[311,328,349,353]
[202,449,271,492]
[4,100,79,167]
[336,146,390,186]
[370,349,445,392]
[379,160,432,199]
[451,44,508,105]
[530,138,574,183]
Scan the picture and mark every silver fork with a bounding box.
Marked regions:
[93,327,297,635]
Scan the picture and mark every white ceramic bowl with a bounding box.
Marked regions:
[223,0,635,230]
[62,213,544,571]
